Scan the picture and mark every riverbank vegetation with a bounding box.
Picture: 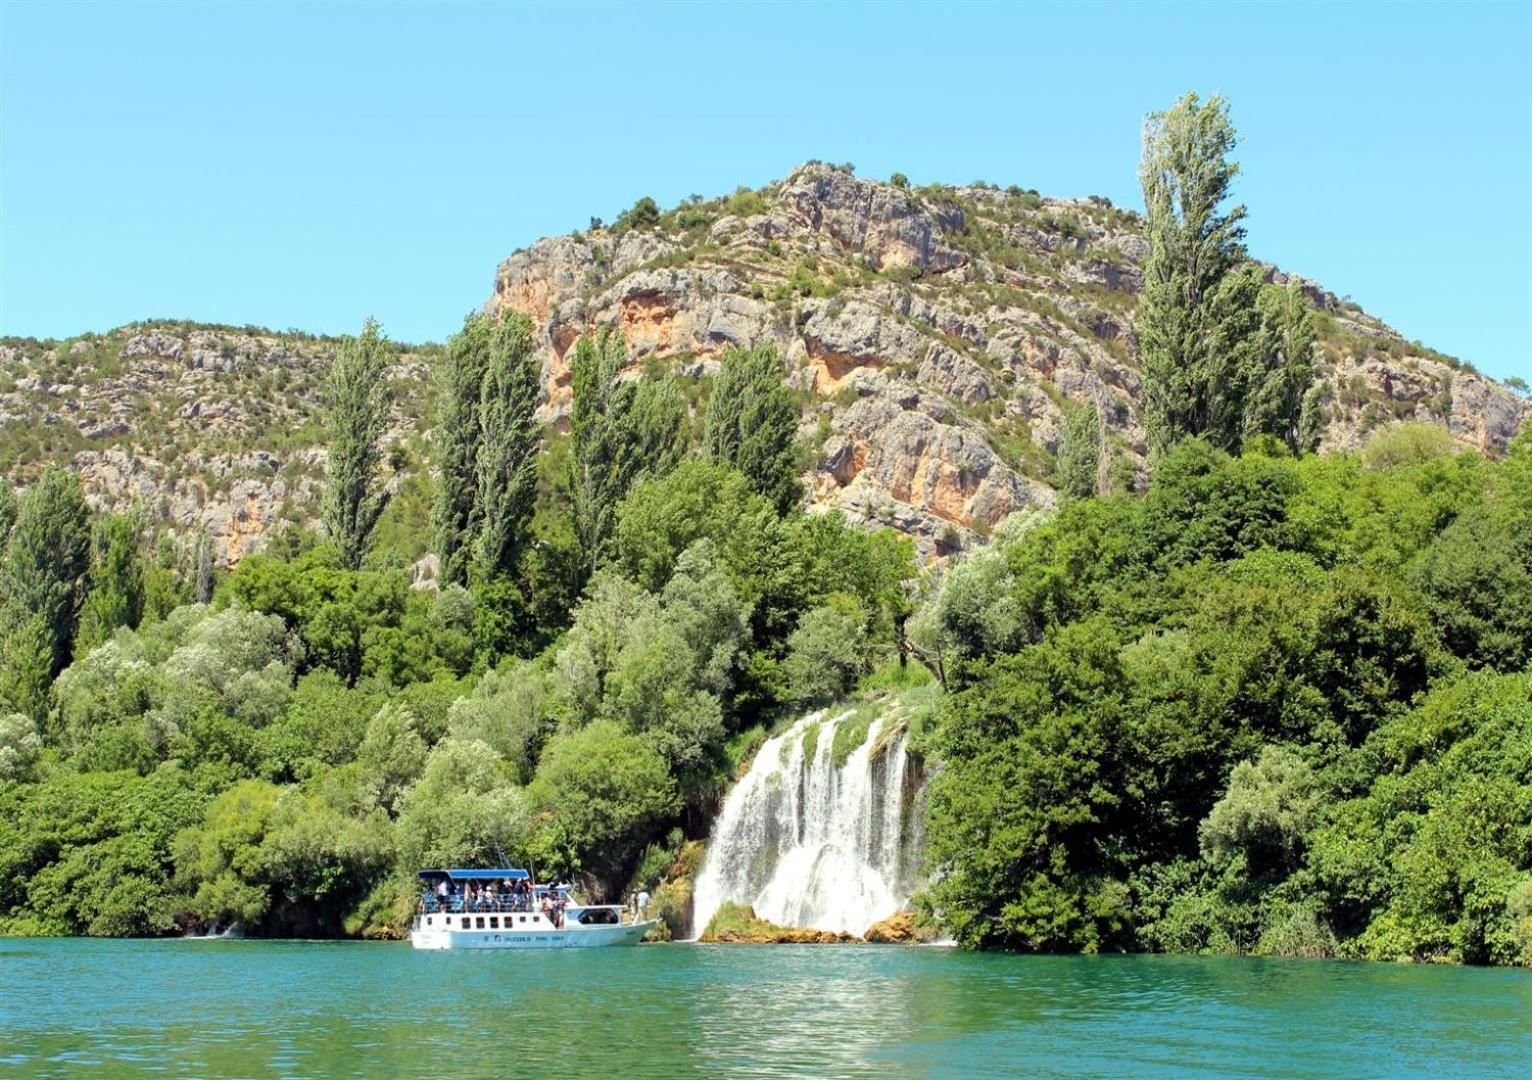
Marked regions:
[0,328,917,938]
[917,426,1532,964]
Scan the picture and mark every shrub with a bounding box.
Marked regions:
[1361,421,1455,470]
[615,196,661,232]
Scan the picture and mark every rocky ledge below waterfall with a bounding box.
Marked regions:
[698,902,860,943]
[863,911,939,944]
[697,901,939,944]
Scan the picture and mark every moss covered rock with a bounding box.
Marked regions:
[700,902,857,943]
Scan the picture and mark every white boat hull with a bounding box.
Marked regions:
[410,918,655,950]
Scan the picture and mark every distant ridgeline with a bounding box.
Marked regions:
[1,95,1529,963]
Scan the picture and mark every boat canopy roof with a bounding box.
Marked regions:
[418,868,530,882]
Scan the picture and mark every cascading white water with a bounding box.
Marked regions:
[692,707,926,937]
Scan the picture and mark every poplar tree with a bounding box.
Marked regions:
[76,512,147,653]
[323,319,392,570]
[704,342,802,514]
[434,315,494,586]
[568,329,688,574]
[1055,403,1103,500]
[1245,281,1318,452]
[2,465,91,681]
[0,480,16,548]
[473,314,541,580]
[1138,92,1255,454]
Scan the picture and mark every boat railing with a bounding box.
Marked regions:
[420,894,541,915]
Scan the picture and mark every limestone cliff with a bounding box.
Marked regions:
[0,323,434,565]
[485,163,1529,554]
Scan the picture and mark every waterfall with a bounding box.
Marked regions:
[692,705,926,937]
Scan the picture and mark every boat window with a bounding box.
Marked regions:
[490,917,499,929]
[475,917,485,929]
[426,916,433,927]
[519,915,528,924]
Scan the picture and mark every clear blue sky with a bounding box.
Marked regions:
[3,1,1528,381]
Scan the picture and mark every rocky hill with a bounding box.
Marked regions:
[3,163,1526,562]
[0,323,438,564]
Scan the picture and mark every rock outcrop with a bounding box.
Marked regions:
[863,910,938,944]
[0,325,431,565]
[484,162,1529,556]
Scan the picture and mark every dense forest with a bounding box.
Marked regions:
[915,425,1532,964]
[0,326,919,939]
[1,93,1528,963]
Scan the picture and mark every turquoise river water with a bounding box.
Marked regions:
[1,939,1528,1077]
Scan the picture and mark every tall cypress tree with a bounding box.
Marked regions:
[704,342,802,514]
[76,512,147,653]
[568,329,688,574]
[1244,281,1318,452]
[1138,92,1254,454]
[323,318,392,570]
[0,480,16,549]
[1055,403,1103,500]
[434,315,494,586]
[473,314,541,580]
[569,330,626,577]
[2,465,91,681]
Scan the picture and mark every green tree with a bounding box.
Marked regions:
[1414,504,1532,671]
[76,513,147,654]
[529,719,678,884]
[473,314,541,580]
[0,480,16,549]
[782,604,868,705]
[356,702,428,816]
[433,315,494,586]
[613,460,778,593]
[615,196,661,231]
[395,738,530,873]
[1055,403,1103,500]
[1200,747,1318,879]
[0,616,53,721]
[1137,92,1255,454]
[909,512,1043,682]
[704,342,802,514]
[568,330,688,574]
[1245,282,1317,451]
[323,319,392,569]
[0,711,42,782]
[3,466,92,682]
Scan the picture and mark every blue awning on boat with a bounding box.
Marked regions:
[418,868,530,881]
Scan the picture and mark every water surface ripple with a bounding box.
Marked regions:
[1,940,1528,1077]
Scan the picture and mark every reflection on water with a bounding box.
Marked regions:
[1,939,1529,1078]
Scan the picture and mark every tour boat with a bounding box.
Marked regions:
[409,868,654,950]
